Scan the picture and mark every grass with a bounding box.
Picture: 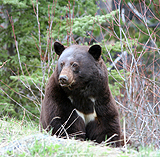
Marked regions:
[0,118,159,157]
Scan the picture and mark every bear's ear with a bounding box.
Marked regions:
[54,42,66,56]
[88,45,101,60]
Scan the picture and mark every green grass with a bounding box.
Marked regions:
[0,118,159,157]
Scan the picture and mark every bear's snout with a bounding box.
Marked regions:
[58,67,74,87]
[59,75,69,86]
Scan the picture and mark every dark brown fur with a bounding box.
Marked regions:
[40,42,121,147]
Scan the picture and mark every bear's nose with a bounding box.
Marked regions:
[59,75,69,85]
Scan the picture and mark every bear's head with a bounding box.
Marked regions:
[54,42,102,91]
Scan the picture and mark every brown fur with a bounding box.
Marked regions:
[40,42,121,147]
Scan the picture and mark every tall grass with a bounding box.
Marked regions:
[1,118,159,156]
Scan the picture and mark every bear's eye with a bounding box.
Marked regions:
[71,62,78,68]
[71,62,79,73]
[60,62,65,67]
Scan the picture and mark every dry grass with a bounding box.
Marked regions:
[0,118,159,157]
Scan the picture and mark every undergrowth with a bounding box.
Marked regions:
[0,118,160,157]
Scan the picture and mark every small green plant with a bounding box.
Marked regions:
[28,140,52,156]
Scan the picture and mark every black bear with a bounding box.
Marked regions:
[40,42,121,147]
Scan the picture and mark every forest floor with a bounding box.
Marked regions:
[0,118,159,157]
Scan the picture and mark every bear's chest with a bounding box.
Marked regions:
[68,96,97,125]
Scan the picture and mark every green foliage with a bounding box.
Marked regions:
[10,71,47,86]
[0,0,149,123]
[0,0,99,120]
[0,103,16,117]
[108,70,124,97]
[0,0,123,121]
[101,38,138,55]
[27,142,62,157]
[138,145,160,157]
[51,10,118,40]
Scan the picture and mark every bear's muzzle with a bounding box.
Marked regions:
[58,67,74,88]
[59,75,69,86]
